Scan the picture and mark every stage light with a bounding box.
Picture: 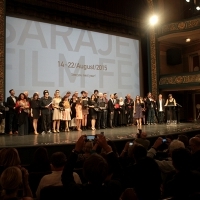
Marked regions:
[186,0,190,2]
[149,15,158,26]
[196,6,200,10]
[186,38,191,42]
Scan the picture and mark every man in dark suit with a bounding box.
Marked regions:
[107,94,115,128]
[146,92,156,125]
[6,89,18,135]
[156,94,165,124]
[124,94,134,126]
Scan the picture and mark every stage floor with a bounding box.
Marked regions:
[0,122,200,148]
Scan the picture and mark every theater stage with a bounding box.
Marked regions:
[0,122,200,148]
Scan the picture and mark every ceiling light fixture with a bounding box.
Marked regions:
[149,15,158,26]
[186,38,191,42]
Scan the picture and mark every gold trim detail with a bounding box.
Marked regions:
[160,17,200,35]
[0,0,4,95]
[159,74,200,85]
[147,0,157,98]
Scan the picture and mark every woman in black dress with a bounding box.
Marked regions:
[31,93,41,134]
[88,94,97,130]
[70,94,77,131]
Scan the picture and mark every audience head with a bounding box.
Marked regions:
[128,143,147,162]
[114,93,118,98]
[83,141,93,154]
[169,139,185,156]
[0,166,22,196]
[33,147,49,165]
[51,152,67,170]
[140,132,147,139]
[83,154,108,185]
[0,148,21,168]
[195,134,200,138]
[178,134,189,147]
[189,137,200,154]
[172,148,192,172]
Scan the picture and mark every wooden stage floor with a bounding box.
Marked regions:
[0,122,200,148]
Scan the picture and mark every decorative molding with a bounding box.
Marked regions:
[0,0,4,95]
[159,73,200,85]
[159,17,200,36]
[147,0,158,98]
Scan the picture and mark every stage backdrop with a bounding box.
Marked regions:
[6,16,140,98]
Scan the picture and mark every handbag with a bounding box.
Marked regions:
[59,107,65,111]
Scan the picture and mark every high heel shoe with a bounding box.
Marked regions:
[53,130,56,133]
[34,131,38,135]
[57,130,60,133]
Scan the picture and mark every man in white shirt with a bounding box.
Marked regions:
[156,94,165,124]
[36,152,82,199]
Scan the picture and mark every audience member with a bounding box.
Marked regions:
[124,144,161,200]
[61,134,123,200]
[36,152,81,199]
[178,134,189,149]
[0,148,21,173]
[29,147,51,173]
[0,166,33,200]
[164,148,200,199]
[135,131,150,150]
[76,141,93,168]
[147,138,185,181]
[189,137,200,172]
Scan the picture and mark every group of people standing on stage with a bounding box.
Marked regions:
[0,89,178,135]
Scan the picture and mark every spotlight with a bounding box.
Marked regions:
[186,38,191,42]
[197,6,200,10]
[149,15,158,26]
[186,0,190,2]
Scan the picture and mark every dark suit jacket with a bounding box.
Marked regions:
[7,96,18,113]
[124,98,134,110]
[156,99,165,112]
[146,98,156,109]
[108,99,115,113]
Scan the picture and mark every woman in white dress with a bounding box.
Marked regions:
[52,90,62,133]
[61,96,71,132]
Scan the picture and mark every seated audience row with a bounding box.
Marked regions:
[1,133,200,200]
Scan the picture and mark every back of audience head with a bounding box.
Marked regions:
[83,141,93,154]
[128,143,147,162]
[51,152,67,170]
[178,134,189,147]
[189,137,200,154]
[0,166,22,196]
[169,139,185,156]
[33,147,49,165]
[0,148,21,168]
[83,154,108,185]
[172,148,192,172]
